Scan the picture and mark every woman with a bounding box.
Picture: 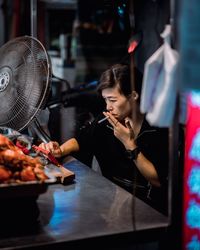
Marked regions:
[40,63,170,214]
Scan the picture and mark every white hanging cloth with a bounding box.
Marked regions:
[140,25,184,127]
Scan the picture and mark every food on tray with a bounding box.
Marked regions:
[0,133,22,152]
[0,134,48,184]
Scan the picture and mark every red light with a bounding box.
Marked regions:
[183,92,200,249]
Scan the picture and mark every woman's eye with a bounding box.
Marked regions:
[104,98,117,104]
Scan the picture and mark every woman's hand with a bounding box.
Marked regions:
[39,141,63,158]
[103,112,136,150]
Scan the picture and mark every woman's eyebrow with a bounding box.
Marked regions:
[102,95,117,99]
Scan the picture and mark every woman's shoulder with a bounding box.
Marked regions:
[141,118,169,134]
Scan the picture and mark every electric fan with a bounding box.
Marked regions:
[0,36,52,141]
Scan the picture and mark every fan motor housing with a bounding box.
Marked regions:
[0,71,9,92]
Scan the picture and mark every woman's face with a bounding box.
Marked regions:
[102,85,132,122]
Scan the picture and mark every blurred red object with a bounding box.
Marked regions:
[128,40,138,53]
[32,145,61,166]
[16,141,30,155]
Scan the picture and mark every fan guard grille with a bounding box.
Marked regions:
[0,36,51,131]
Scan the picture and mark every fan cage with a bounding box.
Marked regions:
[0,36,52,131]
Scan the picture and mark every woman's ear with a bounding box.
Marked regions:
[130,91,139,100]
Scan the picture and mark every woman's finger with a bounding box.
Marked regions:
[103,112,118,127]
[39,142,45,149]
[125,119,134,139]
[125,119,132,129]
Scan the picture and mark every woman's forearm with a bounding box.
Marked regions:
[134,152,161,187]
[60,138,80,156]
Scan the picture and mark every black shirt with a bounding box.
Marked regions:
[73,114,170,213]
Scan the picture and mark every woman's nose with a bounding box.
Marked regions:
[106,103,113,111]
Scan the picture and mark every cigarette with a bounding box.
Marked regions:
[98,116,108,124]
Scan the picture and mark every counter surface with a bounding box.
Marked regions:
[0,158,169,249]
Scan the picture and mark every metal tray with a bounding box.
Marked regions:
[0,167,56,199]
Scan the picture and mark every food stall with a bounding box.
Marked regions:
[0,0,184,249]
[0,155,169,249]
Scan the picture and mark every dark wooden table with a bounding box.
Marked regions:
[0,158,169,249]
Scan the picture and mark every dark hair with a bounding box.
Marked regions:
[97,63,143,98]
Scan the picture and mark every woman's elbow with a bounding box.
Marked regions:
[150,178,161,187]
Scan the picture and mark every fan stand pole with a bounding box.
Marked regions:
[30,118,51,144]
[31,0,37,37]
[29,0,51,143]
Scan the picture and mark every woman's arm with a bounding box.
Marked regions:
[123,135,161,187]
[60,138,80,156]
[103,111,161,187]
[132,151,161,187]
[39,138,80,158]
